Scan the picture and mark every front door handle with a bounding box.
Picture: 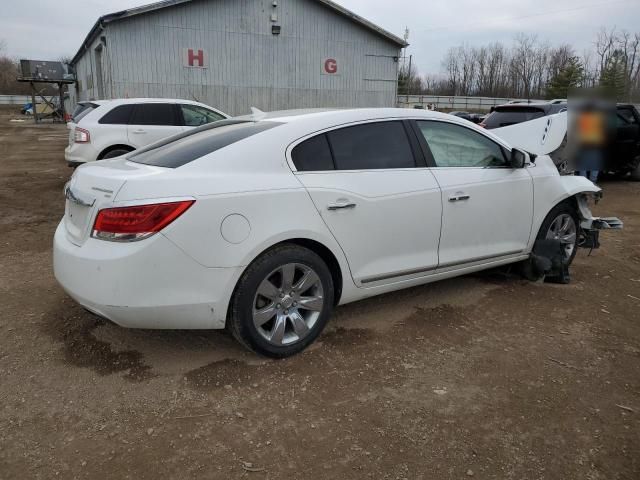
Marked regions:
[132,129,147,134]
[449,193,471,202]
[327,201,357,211]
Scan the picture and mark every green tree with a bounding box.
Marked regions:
[546,56,584,99]
[599,49,627,99]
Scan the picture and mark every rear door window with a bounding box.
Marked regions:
[326,121,416,170]
[99,104,134,125]
[129,121,282,168]
[130,103,178,126]
[484,108,546,128]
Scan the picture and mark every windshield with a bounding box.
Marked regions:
[129,121,282,168]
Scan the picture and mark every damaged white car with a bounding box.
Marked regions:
[53,108,622,358]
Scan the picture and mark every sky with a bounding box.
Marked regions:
[1,0,639,75]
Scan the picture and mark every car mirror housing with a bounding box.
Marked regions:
[510,149,528,168]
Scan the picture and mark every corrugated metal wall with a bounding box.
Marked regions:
[73,0,401,115]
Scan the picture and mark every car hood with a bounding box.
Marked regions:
[492,112,567,156]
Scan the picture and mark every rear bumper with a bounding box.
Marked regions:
[65,143,98,167]
[53,222,242,329]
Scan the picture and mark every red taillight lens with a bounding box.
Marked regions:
[92,200,195,242]
[74,127,91,143]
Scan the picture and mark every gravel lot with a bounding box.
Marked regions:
[1,108,639,479]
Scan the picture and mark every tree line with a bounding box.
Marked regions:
[399,28,640,103]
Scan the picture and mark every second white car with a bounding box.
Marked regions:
[65,98,229,166]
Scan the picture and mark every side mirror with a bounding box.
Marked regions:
[510,149,528,168]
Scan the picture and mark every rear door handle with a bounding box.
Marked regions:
[132,129,147,134]
[327,201,357,211]
[449,193,471,202]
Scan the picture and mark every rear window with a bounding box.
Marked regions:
[99,104,134,125]
[71,102,98,122]
[484,107,546,129]
[129,121,282,168]
[130,103,178,126]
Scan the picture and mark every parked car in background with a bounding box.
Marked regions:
[448,111,483,124]
[65,98,229,167]
[54,108,621,358]
[480,101,567,129]
[614,104,640,180]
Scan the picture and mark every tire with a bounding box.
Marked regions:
[536,202,580,266]
[228,244,335,358]
[629,160,640,181]
[101,148,132,159]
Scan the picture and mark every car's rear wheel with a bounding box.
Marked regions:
[228,244,334,358]
[537,202,580,266]
[101,148,133,159]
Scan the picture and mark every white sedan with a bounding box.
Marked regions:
[54,108,620,357]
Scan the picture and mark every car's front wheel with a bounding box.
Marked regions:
[228,244,334,358]
[537,202,580,266]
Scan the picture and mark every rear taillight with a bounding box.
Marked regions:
[92,200,195,242]
[74,127,91,143]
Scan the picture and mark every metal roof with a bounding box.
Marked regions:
[71,0,408,65]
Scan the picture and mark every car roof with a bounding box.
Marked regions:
[235,108,456,124]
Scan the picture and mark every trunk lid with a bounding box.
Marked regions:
[63,158,166,246]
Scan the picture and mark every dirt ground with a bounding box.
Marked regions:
[0,107,639,480]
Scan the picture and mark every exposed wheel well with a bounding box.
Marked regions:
[230,239,344,316]
[97,144,135,160]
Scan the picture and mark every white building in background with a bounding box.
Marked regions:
[69,0,407,115]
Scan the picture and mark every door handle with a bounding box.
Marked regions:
[327,201,357,211]
[449,193,471,202]
[132,129,147,134]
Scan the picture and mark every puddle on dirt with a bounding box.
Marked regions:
[43,303,154,382]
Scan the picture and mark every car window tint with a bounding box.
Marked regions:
[417,121,507,168]
[291,134,334,171]
[99,104,134,125]
[327,122,415,170]
[129,121,282,168]
[130,104,177,126]
[483,108,546,128]
[181,104,225,127]
[617,108,638,125]
[72,103,98,122]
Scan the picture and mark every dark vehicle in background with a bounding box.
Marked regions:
[615,104,640,180]
[449,111,484,124]
[480,102,567,129]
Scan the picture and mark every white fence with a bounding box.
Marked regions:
[0,95,31,106]
[397,95,545,112]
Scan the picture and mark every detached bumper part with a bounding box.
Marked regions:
[576,194,623,251]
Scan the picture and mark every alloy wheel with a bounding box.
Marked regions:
[545,213,578,261]
[252,263,324,346]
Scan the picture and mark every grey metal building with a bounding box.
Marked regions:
[69,0,407,115]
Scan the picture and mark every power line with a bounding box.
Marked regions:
[415,0,636,33]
